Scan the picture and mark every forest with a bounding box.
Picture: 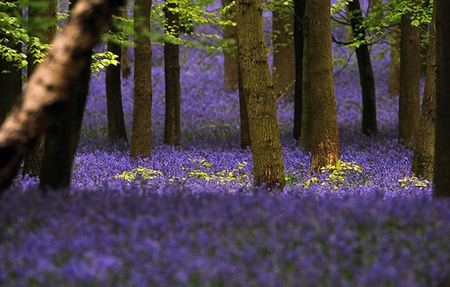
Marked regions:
[0,0,450,285]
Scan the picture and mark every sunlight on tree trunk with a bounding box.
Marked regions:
[303,0,340,171]
[131,0,153,158]
[0,0,124,192]
[412,5,436,180]
[433,0,450,197]
[236,0,285,189]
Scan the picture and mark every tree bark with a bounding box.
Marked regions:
[163,0,181,145]
[348,0,378,137]
[303,0,340,171]
[222,0,238,91]
[22,0,57,177]
[433,0,450,197]
[106,9,128,143]
[272,1,295,97]
[412,5,436,180]
[130,0,152,158]
[293,0,305,140]
[399,6,421,149]
[0,0,124,192]
[236,0,285,189]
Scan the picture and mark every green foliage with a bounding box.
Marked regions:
[91,51,120,78]
[300,161,365,189]
[398,176,430,189]
[180,157,249,184]
[114,167,163,181]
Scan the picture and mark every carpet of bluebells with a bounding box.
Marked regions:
[1,4,450,286]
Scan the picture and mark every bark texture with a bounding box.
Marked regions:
[272,1,295,97]
[293,0,305,140]
[106,9,127,142]
[399,7,421,149]
[236,0,285,189]
[434,0,450,197]
[222,0,238,91]
[303,0,340,171]
[163,0,181,145]
[130,0,152,158]
[412,5,436,180]
[0,0,124,192]
[348,0,378,136]
[388,25,400,98]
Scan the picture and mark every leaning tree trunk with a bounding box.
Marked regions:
[412,4,436,180]
[22,0,57,177]
[433,0,450,197]
[236,0,285,189]
[348,0,378,136]
[0,0,124,192]
[130,0,153,158]
[272,0,295,97]
[303,0,340,171]
[106,8,128,143]
[221,0,238,91]
[163,0,181,145]
[399,4,421,149]
[293,0,305,140]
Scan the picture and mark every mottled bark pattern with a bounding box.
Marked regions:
[272,1,295,97]
[163,0,181,145]
[0,0,124,191]
[433,0,450,197]
[106,9,127,142]
[236,0,285,189]
[131,0,152,158]
[412,6,436,180]
[293,0,305,140]
[348,0,378,136]
[399,6,421,149]
[303,0,340,171]
[222,0,238,91]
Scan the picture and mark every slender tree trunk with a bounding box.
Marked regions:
[300,0,312,152]
[412,5,436,180]
[303,0,340,171]
[0,0,123,192]
[272,1,295,97]
[222,0,238,91]
[106,9,127,143]
[22,0,57,177]
[293,0,305,140]
[433,0,450,197]
[388,25,400,98]
[236,0,285,189]
[237,65,250,149]
[0,0,21,124]
[39,0,92,190]
[131,0,152,158]
[348,0,378,136]
[399,6,421,149]
[163,0,181,145]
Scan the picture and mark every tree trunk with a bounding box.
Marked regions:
[388,25,400,98]
[412,5,436,180]
[131,0,152,158]
[348,0,378,137]
[272,1,295,97]
[222,0,238,91]
[106,9,127,143]
[238,66,250,149]
[0,0,123,192]
[399,7,421,149]
[293,0,305,140]
[22,0,57,177]
[236,0,285,189]
[433,0,450,197]
[303,0,340,171]
[163,0,181,145]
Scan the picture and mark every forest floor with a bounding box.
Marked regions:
[1,25,449,286]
